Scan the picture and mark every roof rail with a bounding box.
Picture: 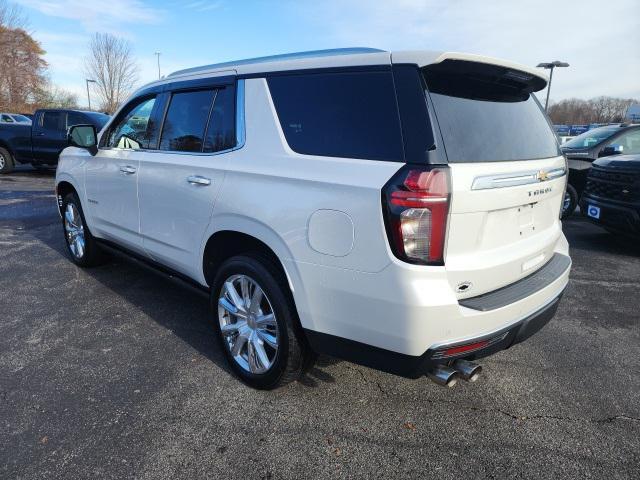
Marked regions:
[168,47,386,78]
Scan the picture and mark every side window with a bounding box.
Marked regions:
[159,89,215,152]
[1,114,14,123]
[67,112,86,128]
[609,129,640,155]
[203,87,236,153]
[267,71,404,161]
[105,97,157,150]
[42,111,65,131]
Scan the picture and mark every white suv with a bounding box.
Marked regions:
[56,48,571,389]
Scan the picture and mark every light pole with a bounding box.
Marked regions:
[155,52,161,79]
[536,61,569,112]
[85,79,96,111]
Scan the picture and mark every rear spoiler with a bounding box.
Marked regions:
[391,51,548,92]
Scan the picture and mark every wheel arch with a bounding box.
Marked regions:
[0,140,15,158]
[55,177,80,217]
[201,222,311,330]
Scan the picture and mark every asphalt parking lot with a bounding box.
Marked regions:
[1,167,639,479]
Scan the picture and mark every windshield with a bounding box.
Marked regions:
[85,112,111,129]
[422,62,560,163]
[562,126,620,149]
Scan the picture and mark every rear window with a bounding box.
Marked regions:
[85,112,111,130]
[267,71,403,162]
[159,89,215,152]
[423,61,560,163]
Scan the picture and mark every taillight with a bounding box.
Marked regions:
[382,166,451,265]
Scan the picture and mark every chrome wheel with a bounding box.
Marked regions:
[0,153,5,170]
[64,203,85,259]
[218,274,279,374]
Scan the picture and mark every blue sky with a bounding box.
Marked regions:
[14,0,640,108]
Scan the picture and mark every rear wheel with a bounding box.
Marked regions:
[562,184,578,219]
[211,254,315,389]
[61,192,105,267]
[0,147,14,174]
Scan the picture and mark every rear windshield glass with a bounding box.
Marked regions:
[562,126,619,149]
[267,71,404,162]
[423,62,560,163]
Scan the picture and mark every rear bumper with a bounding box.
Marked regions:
[579,194,640,238]
[294,235,570,377]
[305,290,563,378]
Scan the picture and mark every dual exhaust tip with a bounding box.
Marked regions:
[427,359,482,388]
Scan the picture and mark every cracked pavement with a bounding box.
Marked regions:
[1,167,639,479]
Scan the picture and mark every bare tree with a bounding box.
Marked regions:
[83,33,139,114]
[0,0,26,29]
[548,96,639,125]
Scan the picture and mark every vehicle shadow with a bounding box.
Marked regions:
[7,164,56,178]
[30,224,339,387]
[563,215,640,256]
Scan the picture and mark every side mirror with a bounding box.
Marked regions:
[598,145,623,158]
[68,124,98,155]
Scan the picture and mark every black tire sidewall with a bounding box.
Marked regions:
[562,184,578,219]
[0,147,14,174]
[210,255,300,389]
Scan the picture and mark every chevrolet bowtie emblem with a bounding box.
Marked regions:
[537,170,550,182]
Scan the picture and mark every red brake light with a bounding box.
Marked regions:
[382,166,450,265]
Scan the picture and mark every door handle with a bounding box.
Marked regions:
[187,175,211,186]
[119,165,137,175]
[36,132,45,136]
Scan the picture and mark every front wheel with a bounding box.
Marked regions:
[211,254,315,389]
[562,184,578,219]
[61,192,106,267]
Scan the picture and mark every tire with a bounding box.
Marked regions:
[211,254,316,389]
[0,147,14,174]
[61,192,106,267]
[562,184,578,219]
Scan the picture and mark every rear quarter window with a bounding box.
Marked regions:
[267,70,404,162]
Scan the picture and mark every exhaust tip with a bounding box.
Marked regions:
[427,365,459,388]
[452,359,482,382]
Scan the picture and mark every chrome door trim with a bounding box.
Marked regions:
[471,167,566,190]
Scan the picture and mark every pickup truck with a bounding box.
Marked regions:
[0,109,110,173]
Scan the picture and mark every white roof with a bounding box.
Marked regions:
[138,47,548,92]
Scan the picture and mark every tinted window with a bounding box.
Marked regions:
[563,126,620,149]
[203,87,236,153]
[159,89,215,152]
[608,129,640,155]
[1,114,14,123]
[67,112,85,128]
[267,71,403,161]
[42,111,65,130]
[12,114,31,123]
[423,63,560,162]
[106,97,156,149]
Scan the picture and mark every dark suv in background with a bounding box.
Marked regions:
[561,124,640,217]
[580,154,640,239]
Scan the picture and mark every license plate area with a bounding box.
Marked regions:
[517,203,536,238]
